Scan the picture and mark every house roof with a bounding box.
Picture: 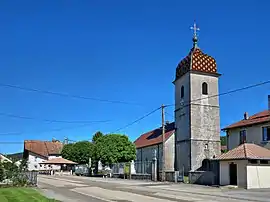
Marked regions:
[24,140,63,158]
[134,122,175,149]
[215,143,270,160]
[40,157,77,165]
[222,110,270,130]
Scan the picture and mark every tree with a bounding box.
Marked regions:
[0,162,4,182]
[220,136,227,146]
[61,141,94,164]
[92,131,104,143]
[95,134,136,165]
[61,143,74,161]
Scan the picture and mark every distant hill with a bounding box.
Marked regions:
[6,152,23,162]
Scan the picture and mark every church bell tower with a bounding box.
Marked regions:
[173,22,221,173]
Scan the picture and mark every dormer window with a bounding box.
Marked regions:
[181,86,184,98]
[202,82,208,95]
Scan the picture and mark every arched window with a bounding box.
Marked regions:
[202,82,208,95]
[181,86,184,98]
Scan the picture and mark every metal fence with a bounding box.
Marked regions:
[111,161,152,175]
[134,161,152,174]
[24,171,38,185]
[111,162,128,174]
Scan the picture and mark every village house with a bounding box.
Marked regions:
[23,139,63,171]
[216,143,270,189]
[134,122,175,173]
[222,95,270,150]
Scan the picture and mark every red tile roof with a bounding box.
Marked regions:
[222,110,270,130]
[40,157,77,165]
[24,140,63,158]
[134,122,175,149]
[215,143,270,160]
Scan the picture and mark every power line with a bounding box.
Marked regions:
[0,111,110,124]
[165,111,233,133]
[0,142,24,144]
[0,120,111,136]
[111,107,161,133]
[0,83,142,106]
[166,80,270,108]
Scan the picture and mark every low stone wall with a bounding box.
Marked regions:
[189,171,217,186]
[112,173,151,180]
[158,171,179,182]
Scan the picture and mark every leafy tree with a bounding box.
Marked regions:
[19,158,28,172]
[3,161,18,179]
[95,134,136,165]
[61,141,94,164]
[92,131,104,143]
[61,143,74,161]
[0,162,4,182]
[220,136,227,146]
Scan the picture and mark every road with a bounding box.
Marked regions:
[38,175,270,202]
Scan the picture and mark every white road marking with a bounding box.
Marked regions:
[72,189,114,202]
[39,176,85,184]
[71,187,173,202]
[39,177,87,187]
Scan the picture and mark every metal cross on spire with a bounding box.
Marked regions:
[190,21,200,38]
[190,21,200,47]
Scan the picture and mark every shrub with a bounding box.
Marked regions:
[0,165,4,182]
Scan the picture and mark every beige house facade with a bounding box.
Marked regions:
[222,96,270,151]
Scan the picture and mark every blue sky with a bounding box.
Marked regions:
[0,0,269,154]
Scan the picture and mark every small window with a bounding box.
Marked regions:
[204,143,209,150]
[202,82,208,95]
[181,86,184,98]
[260,160,268,164]
[262,127,270,141]
[248,159,257,164]
[239,130,246,145]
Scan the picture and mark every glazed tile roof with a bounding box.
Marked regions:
[40,157,77,165]
[175,47,219,81]
[222,110,270,130]
[215,143,270,160]
[24,140,63,158]
[134,122,175,149]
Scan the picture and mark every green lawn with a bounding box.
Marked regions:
[0,187,58,202]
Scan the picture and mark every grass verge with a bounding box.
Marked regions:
[0,187,59,202]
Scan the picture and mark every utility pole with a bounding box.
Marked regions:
[161,104,166,181]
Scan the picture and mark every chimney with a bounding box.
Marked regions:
[268,95,270,111]
[244,112,249,120]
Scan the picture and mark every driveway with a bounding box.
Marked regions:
[38,175,270,202]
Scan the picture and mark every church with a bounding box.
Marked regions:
[135,23,221,175]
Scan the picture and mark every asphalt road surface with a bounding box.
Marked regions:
[38,175,270,202]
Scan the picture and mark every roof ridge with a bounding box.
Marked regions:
[243,143,247,158]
